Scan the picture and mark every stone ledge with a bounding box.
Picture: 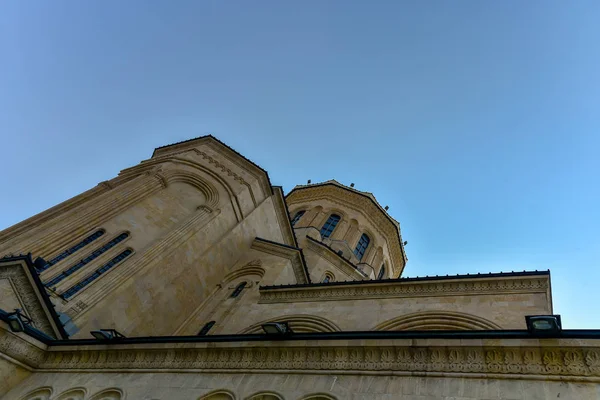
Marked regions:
[259,275,549,303]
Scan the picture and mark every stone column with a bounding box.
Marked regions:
[311,211,329,230]
[331,219,349,240]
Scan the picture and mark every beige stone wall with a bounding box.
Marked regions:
[0,279,23,316]
[4,371,600,400]
[0,138,296,340]
[0,357,30,398]
[67,193,290,338]
[216,285,548,334]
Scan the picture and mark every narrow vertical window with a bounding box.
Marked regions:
[377,264,386,280]
[44,232,130,287]
[198,321,215,336]
[61,249,133,299]
[320,214,340,238]
[39,230,105,271]
[353,234,370,260]
[291,210,305,226]
[230,281,247,298]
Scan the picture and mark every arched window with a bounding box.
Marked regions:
[320,214,340,238]
[230,281,247,298]
[322,273,334,283]
[291,210,305,226]
[61,249,133,299]
[377,264,386,280]
[44,233,130,288]
[353,233,370,260]
[198,321,215,336]
[39,230,105,271]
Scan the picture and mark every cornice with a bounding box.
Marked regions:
[251,238,309,284]
[286,185,406,277]
[28,339,600,381]
[304,237,367,281]
[259,275,550,303]
[0,323,47,368]
[3,322,600,381]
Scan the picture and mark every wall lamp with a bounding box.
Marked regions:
[261,322,293,336]
[525,315,562,335]
[90,329,126,340]
[6,309,33,333]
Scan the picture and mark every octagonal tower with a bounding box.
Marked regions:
[286,180,407,281]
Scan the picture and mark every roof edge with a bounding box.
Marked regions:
[260,269,551,290]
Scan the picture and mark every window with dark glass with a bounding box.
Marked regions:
[230,281,247,298]
[44,233,130,288]
[39,230,105,271]
[320,214,340,238]
[353,234,370,260]
[61,249,133,299]
[198,321,215,336]
[377,264,385,280]
[291,210,305,226]
[323,274,333,283]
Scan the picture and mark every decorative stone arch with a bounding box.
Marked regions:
[88,388,123,400]
[130,157,242,219]
[19,387,53,400]
[305,205,324,227]
[162,169,220,210]
[239,314,342,334]
[53,388,86,400]
[357,225,377,256]
[298,394,338,400]
[198,389,236,400]
[222,260,266,285]
[373,311,502,331]
[343,218,359,243]
[377,258,388,280]
[320,270,335,283]
[245,391,285,400]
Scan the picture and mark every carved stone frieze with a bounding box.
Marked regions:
[259,276,549,303]
[30,343,600,379]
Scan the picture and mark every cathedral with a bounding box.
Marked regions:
[0,135,598,399]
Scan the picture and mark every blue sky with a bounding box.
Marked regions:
[1,1,599,328]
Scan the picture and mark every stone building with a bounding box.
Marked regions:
[0,135,598,399]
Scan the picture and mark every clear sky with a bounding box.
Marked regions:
[1,1,599,328]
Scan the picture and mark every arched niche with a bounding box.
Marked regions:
[88,388,123,400]
[198,389,236,400]
[245,392,284,400]
[298,394,337,400]
[222,260,265,285]
[374,311,502,331]
[19,387,52,400]
[54,388,86,400]
[240,314,341,334]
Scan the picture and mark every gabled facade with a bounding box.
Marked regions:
[0,135,598,400]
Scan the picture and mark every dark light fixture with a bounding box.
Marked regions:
[33,256,48,271]
[261,321,293,336]
[525,315,562,335]
[7,309,33,333]
[90,329,126,340]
